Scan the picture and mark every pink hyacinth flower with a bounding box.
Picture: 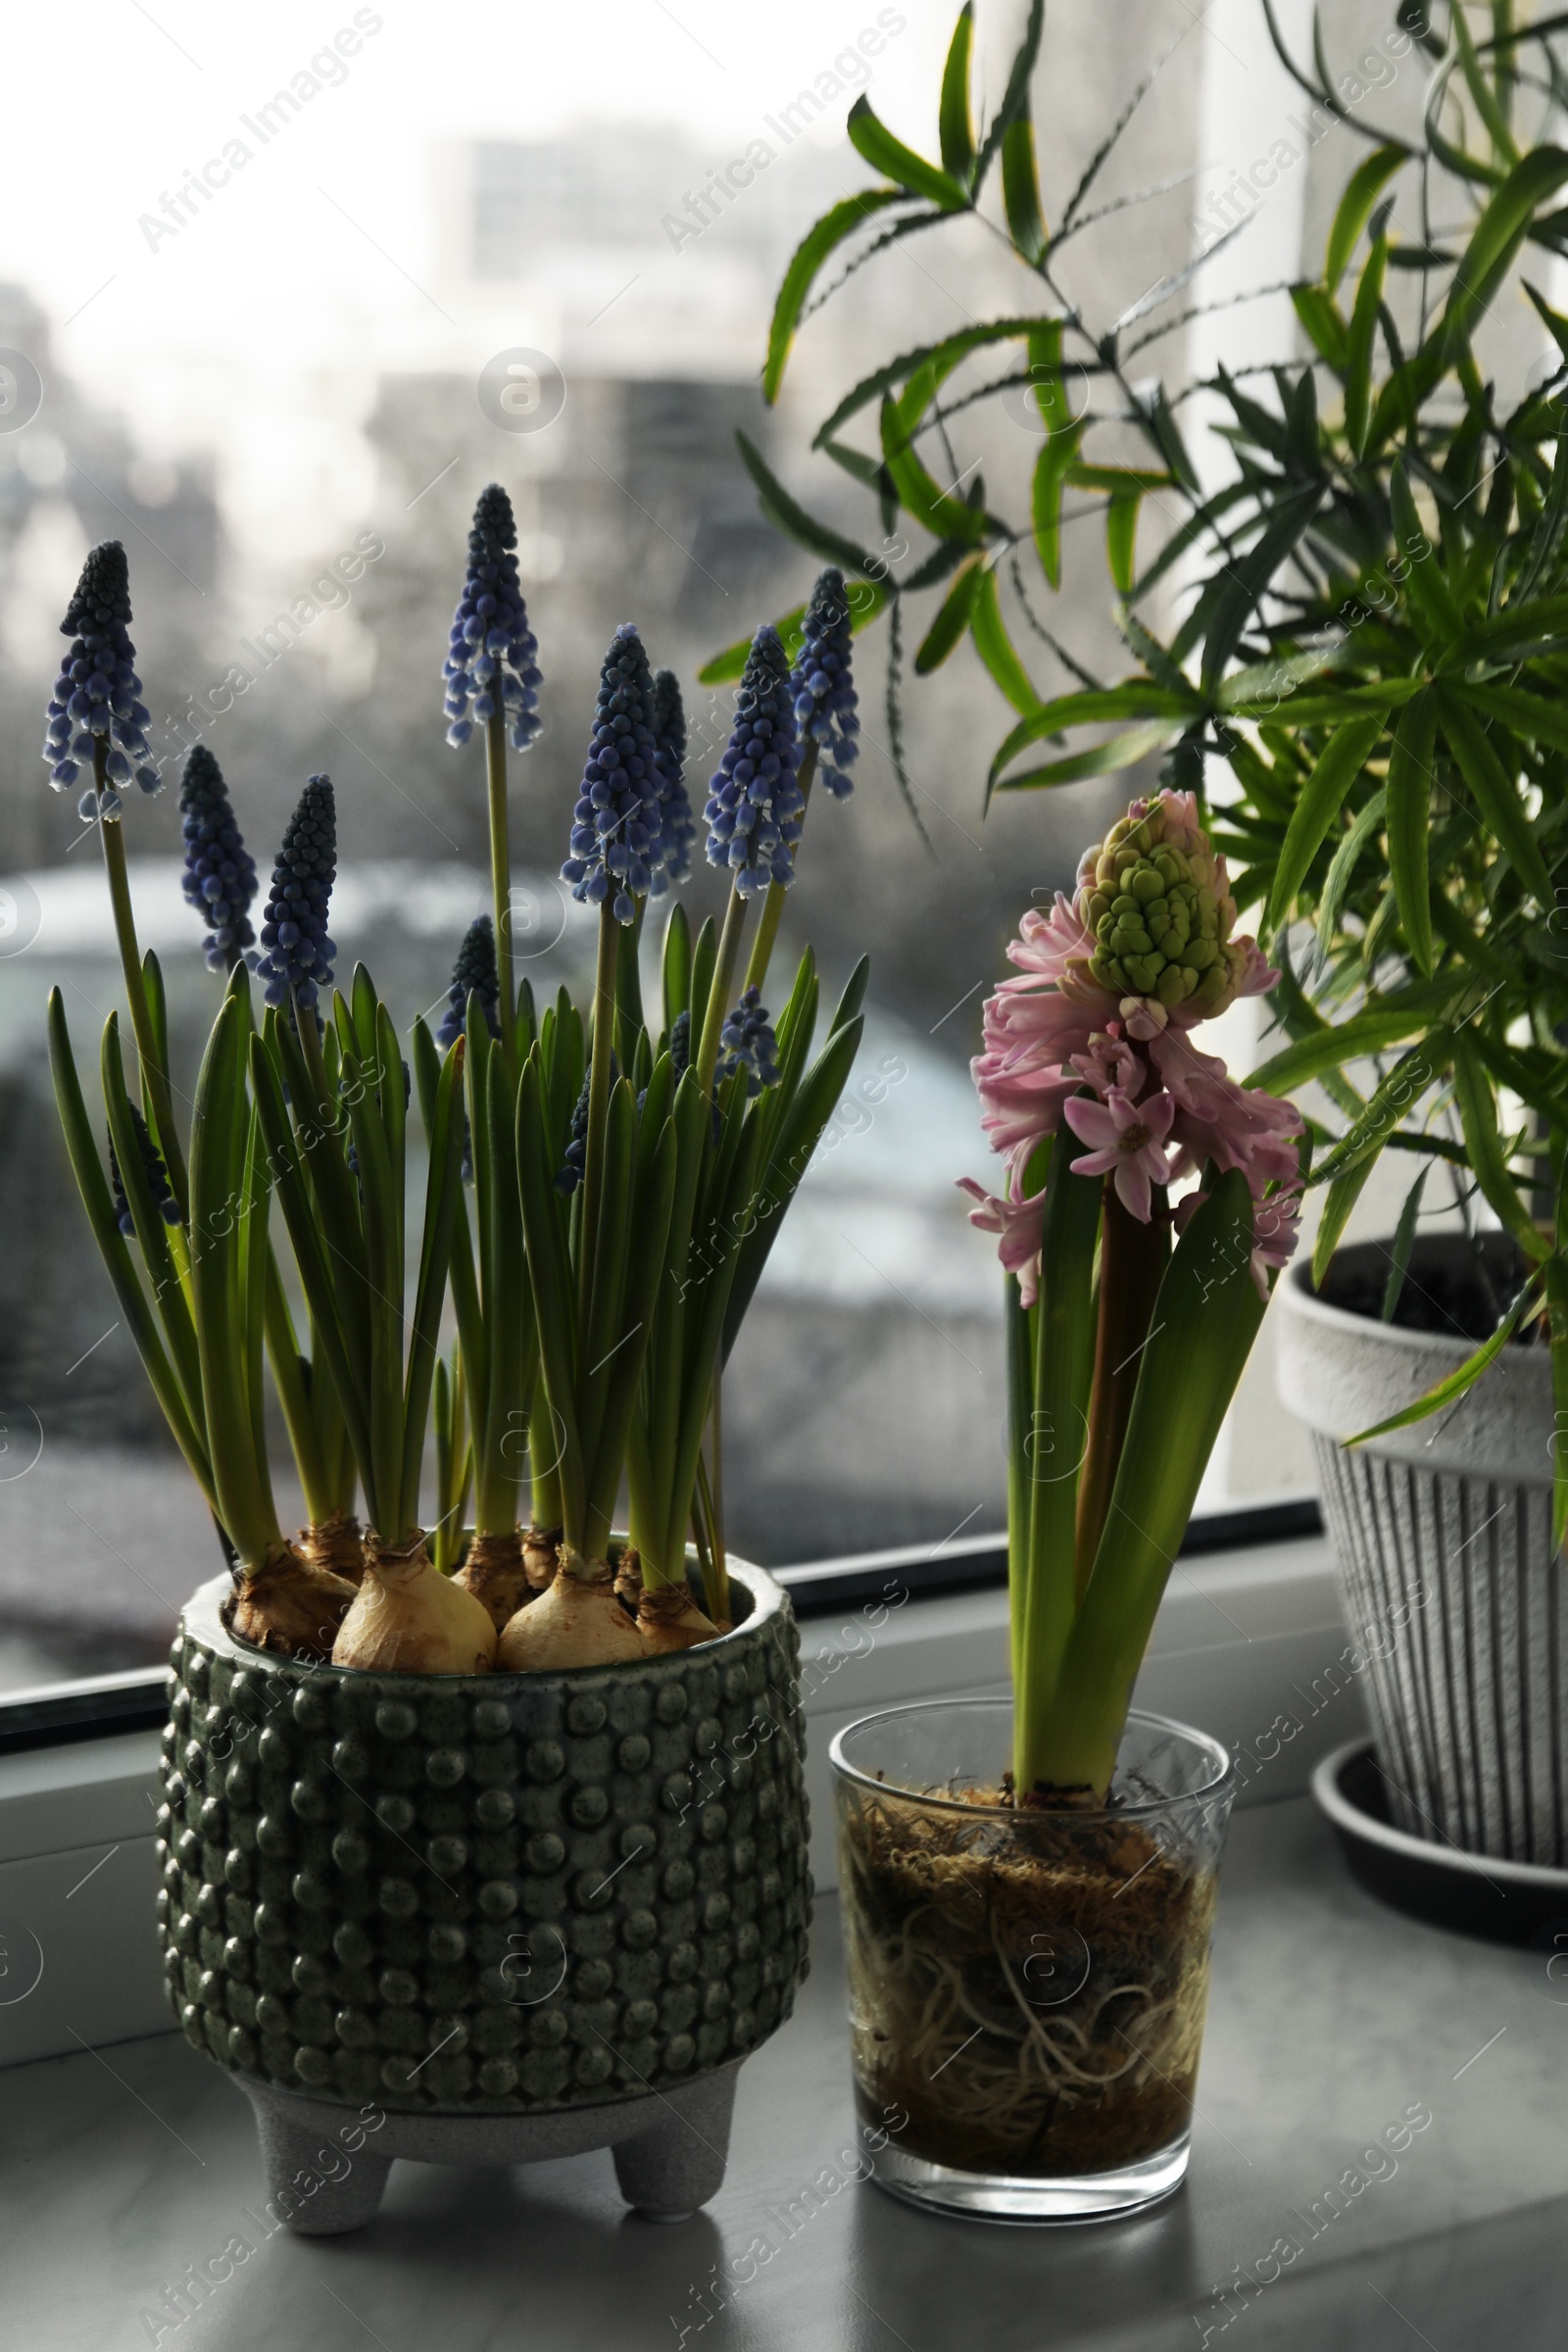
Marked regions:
[957,1174,1047,1306]
[1061,1087,1176,1223]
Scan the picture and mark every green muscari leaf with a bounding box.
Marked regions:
[722,1014,863,1361]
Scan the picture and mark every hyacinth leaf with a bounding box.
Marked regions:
[1312,1152,1378,1289]
[1264,715,1387,938]
[1028,1171,1266,1798]
[248,1030,374,1510]
[190,996,277,1566]
[1442,147,1568,355]
[662,902,692,1034]
[1001,108,1047,264]
[1325,142,1407,288]
[1385,692,1439,975]
[939,3,976,184]
[400,1036,466,1541]
[514,1052,584,1541]
[914,556,985,672]
[1310,1031,1453,1190]
[721,1012,863,1360]
[1546,1254,1568,1551]
[1382,1164,1430,1322]
[1437,691,1553,906]
[830,954,871,1037]
[1452,1031,1550,1262]
[847,94,969,213]
[48,991,215,1507]
[100,1011,200,1407]
[970,571,1039,713]
[1348,1273,1544,1447]
[1012,1145,1101,1795]
[762,188,911,403]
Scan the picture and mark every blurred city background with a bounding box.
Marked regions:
[0,0,1502,1687]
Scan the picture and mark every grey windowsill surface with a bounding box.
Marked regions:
[2,1795,1564,2352]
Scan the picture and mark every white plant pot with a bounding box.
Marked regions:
[1278,1238,1565,1867]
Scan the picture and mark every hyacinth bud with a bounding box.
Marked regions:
[256,774,337,1013]
[108,1108,181,1237]
[703,625,802,898]
[43,541,160,806]
[791,566,859,800]
[649,667,695,895]
[442,483,542,753]
[179,745,258,974]
[561,625,661,924]
[436,913,500,1052]
[1075,793,1245,1019]
[719,985,779,1098]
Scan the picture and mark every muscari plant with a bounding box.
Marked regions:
[962,789,1303,1802]
[718,0,1568,1546]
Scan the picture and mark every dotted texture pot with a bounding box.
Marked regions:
[156,1560,811,2121]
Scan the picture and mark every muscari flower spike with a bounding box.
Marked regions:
[562,625,661,925]
[649,667,696,895]
[108,1108,181,1238]
[178,745,258,974]
[256,774,337,1013]
[703,625,803,899]
[792,566,859,801]
[443,484,542,754]
[436,913,501,1052]
[719,985,779,1099]
[556,1055,618,1195]
[43,541,160,810]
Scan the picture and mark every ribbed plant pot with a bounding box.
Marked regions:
[156,1558,811,2228]
[1278,1237,1565,1866]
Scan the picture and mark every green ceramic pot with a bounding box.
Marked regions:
[156,1558,811,2115]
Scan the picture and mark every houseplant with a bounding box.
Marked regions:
[832,786,1304,2220]
[726,0,1568,1872]
[46,512,870,2220]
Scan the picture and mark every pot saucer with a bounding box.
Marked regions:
[1312,1736,1568,1949]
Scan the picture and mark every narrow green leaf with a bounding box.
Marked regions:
[662,901,692,1035]
[1001,109,1047,264]
[1348,1275,1542,1446]
[762,189,906,403]
[847,93,968,213]
[1545,1255,1568,1548]
[1452,1030,1550,1262]
[939,3,976,185]
[880,397,988,543]
[1344,234,1388,456]
[1266,716,1386,936]
[1310,1032,1454,1190]
[1325,142,1407,288]
[1382,1166,1430,1322]
[400,1037,466,1538]
[1385,690,1439,975]
[1292,285,1349,372]
[1030,424,1082,588]
[1313,1152,1378,1288]
[913,554,985,672]
[1443,145,1568,354]
[969,569,1038,713]
[1438,691,1554,905]
[994,720,1187,795]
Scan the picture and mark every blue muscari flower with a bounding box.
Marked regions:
[436,913,500,1052]
[561,624,661,926]
[719,985,780,1098]
[703,625,803,898]
[43,541,160,807]
[256,774,337,1013]
[108,1108,181,1237]
[792,566,860,800]
[648,667,695,896]
[443,483,542,754]
[556,1055,617,1194]
[178,744,258,974]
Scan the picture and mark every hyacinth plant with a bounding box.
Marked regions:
[963,790,1303,1803]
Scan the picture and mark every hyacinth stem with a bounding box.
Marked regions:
[578,903,621,1328]
[742,740,818,1002]
[485,708,515,1065]
[696,883,749,1095]
[96,763,188,1220]
[1074,1182,1168,1601]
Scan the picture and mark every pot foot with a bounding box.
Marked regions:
[610,2065,738,2218]
[240,2085,392,2233]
